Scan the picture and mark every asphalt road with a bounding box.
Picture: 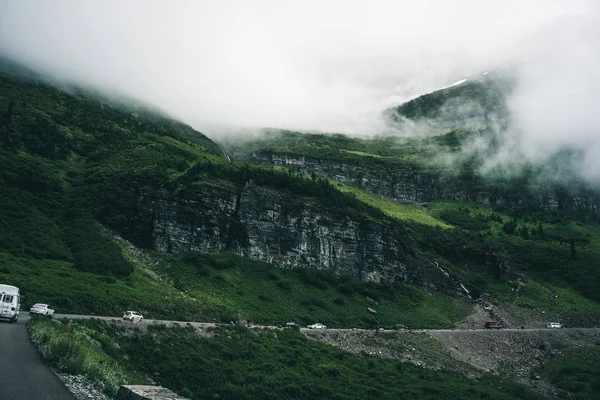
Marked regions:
[54,313,580,334]
[0,315,75,400]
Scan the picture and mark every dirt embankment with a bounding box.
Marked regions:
[305,327,600,398]
[427,328,600,375]
[429,327,600,398]
[304,329,479,376]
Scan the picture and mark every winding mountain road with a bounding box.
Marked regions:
[2,312,596,400]
[0,315,75,400]
[53,313,586,334]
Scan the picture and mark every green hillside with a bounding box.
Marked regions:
[2,62,600,400]
[223,127,467,168]
[219,112,600,325]
[3,65,600,323]
[0,67,469,325]
[384,73,514,132]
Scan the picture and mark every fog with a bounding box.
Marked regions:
[1,0,599,179]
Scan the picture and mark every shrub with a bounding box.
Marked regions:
[297,269,329,290]
[276,279,291,289]
[257,294,272,302]
[267,271,280,281]
[196,265,211,276]
[336,283,354,296]
[439,209,490,231]
[309,298,328,309]
[28,318,133,397]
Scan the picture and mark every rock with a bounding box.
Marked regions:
[140,181,465,294]
[117,385,189,400]
[55,373,109,400]
[232,152,600,212]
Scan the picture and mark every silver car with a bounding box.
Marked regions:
[308,323,327,329]
[123,311,143,322]
[30,303,54,317]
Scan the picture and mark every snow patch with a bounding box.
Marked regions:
[435,78,468,92]
[449,78,468,87]
[435,261,450,278]
[460,283,470,295]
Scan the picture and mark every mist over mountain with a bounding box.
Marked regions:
[1,1,599,184]
[3,4,600,398]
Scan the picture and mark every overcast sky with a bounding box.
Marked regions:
[1,0,599,179]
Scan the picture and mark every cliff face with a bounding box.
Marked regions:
[231,152,600,212]
[139,179,465,296]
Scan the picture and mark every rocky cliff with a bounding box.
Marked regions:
[139,179,466,296]
[230,151,600,212]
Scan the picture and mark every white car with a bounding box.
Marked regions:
[123,311,143,322]
[547,322,562,329]
[308,323,327,329]
[30,303,54,317]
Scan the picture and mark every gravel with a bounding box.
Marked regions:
[306,301,600,399]
[55,373,110,400]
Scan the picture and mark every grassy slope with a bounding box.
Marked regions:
[540,346,600,400]
[159,252,470,328]
[0,250,226,321]
[0,241,472,329]
[29,318,547,400]
[335,182,450,228]
[427,201,600,315]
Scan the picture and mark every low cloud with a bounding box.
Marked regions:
[1,0,599,182]
[505,16,600,182]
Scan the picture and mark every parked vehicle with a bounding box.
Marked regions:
[123,311,143,322]
[547,322,562,329]
[484,321,505,329]
[286,322,296,327]
[0,284,20,323]
[308,323,327,329]
[30,303,54,317]
[393,324,408,330]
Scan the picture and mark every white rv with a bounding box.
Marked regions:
[0,284,21,323]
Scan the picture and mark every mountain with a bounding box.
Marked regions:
[220,96,600,321]
[383,72,516,133]
[0,63,464,316]
[2,60,600,399]
[3,60,600,319]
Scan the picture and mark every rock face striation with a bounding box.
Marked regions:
[230,152,600,212]
[138,179,465,296]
